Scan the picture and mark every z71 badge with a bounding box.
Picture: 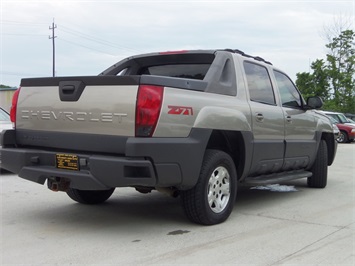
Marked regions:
[168,105,193,116]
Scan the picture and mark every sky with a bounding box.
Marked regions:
[0,0,354,87]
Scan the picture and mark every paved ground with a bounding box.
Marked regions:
[1,143,354,265]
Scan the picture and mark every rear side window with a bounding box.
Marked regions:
[244,61,275,105]
[139,64,210,80]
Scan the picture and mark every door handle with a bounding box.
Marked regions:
[256,113,264,122]
[61,85,75,94]
[286,115,292,123]
[59,80,86,102]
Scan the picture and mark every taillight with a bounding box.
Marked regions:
[10,88,21,126]
[135,85,164,137]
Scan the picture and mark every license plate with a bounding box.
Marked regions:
[56,154,79,171]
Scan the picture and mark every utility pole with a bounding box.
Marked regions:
[49,19,57,77]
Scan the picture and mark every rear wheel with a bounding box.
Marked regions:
[181,150,237,225]
[308,140,328,188]
[66,188,115,204]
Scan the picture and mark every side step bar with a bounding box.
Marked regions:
[242,170,312,186]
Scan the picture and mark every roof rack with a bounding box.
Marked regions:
[223,49,272,65]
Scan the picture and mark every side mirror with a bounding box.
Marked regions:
[306,96,323,109]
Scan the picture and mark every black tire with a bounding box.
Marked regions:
[337,131,348,143]
[308,140,328,188]
[181,149,237,225]
[66,188,115,204]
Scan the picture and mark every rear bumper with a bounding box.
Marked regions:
[1,148,158,189]
[0,129,211,190]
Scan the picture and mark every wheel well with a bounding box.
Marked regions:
[322,132,336,166]
[339,130,347,136]
[206,130,246,180]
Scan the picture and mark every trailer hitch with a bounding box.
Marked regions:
[47,177,70,192]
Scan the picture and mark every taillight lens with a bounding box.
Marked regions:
[10,88,21,126]
[135,85,164,137]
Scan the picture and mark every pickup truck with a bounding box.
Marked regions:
[1,49,338,225]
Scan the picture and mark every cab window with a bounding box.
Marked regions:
[244,62,275,105]
[274,71,302,108]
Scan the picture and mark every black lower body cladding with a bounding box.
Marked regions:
[0,129,212,190]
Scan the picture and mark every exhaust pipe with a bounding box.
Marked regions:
[156,187,179,198]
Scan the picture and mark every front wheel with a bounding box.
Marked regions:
[337,131,348,143]
[66,188,115,204]
[308,140,328,188]
[181,150,237,225]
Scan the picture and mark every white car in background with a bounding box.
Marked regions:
[322,111,355,143]
[323,111,355,126]
[0,107,12,170]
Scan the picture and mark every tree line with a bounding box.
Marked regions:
[296,29,355,114]
[0,84,12,88]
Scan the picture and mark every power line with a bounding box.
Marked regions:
[59,27,121,49]
[2,19,142,54]
[57,37,117,56]
[58,24,141,53]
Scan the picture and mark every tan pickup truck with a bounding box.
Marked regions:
[1,49,338,225]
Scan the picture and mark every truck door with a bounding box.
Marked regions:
[243,61,285,176]
[273,70,318,171]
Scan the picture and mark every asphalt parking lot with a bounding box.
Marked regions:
[1,143,354,265]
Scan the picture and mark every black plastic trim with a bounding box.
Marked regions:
[0,128,212,190]
[141,75,207,91]
[100,51,216,76]
[20,76,141,87]
[126,128,212,189]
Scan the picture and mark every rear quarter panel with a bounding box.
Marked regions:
[154,87,251,137]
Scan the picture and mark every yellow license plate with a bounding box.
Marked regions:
[56,154,79,171]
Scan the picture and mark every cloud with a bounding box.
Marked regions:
[1,0,354,86]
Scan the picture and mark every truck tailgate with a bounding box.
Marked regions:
[17,77,138,137]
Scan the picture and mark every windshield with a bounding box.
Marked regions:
[328,116,337,124]
[338,113,350,123]
[326,113,350,123]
